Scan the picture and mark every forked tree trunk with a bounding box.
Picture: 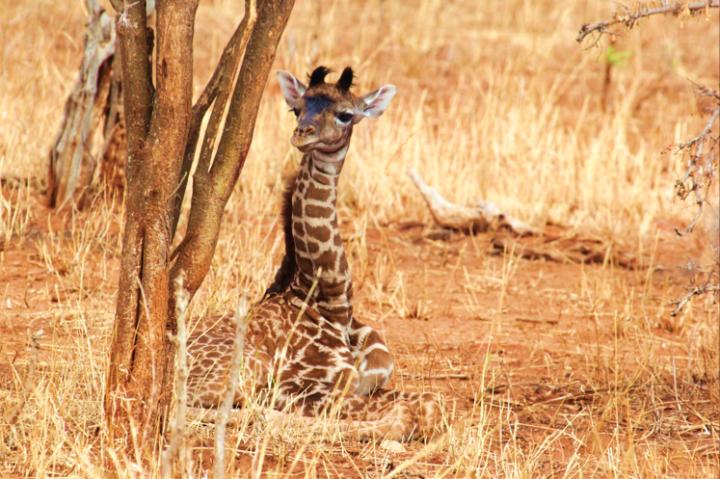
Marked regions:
[47,0,127,208]
[103,0,294,464]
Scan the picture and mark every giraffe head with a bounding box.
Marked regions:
[276,66,396,158]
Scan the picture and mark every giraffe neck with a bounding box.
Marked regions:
[288,148,353,324]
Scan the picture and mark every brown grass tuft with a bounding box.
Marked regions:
[1,0,718,477]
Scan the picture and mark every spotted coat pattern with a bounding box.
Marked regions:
[186,70,443,441]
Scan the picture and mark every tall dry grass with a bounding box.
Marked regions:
[1,0,718,477]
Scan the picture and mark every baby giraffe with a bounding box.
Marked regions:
[187,66,442,441]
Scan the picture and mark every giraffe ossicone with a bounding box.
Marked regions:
[187,66,443,441]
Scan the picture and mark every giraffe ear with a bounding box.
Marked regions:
[359,85,397,118]
[276,70,306,108]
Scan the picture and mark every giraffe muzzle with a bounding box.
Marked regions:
[292,125,321,151]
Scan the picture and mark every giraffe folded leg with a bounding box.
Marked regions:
[347,317,395,395]
[282,383,444,442]
[188,379,444,443]
[334,389,444,441]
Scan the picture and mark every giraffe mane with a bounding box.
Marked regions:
[264,172,298,297]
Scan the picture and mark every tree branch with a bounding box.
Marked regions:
[577,0,720,43]
[671,283,720,316]
[170,1,256,237]
[170,0,295,298]
[107,0,152,419]
[674,106,720,236]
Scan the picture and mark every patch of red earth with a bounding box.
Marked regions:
[0,203,717,475]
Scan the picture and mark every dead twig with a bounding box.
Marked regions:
[674,106,720,236]
[161,272,191,479]
[213,296,249,479]
[400,372,472,381]
[670,283,720,316]
[577,0,720,43]
[514,317,560,326]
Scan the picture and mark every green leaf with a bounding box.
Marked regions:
[604,45,632,67]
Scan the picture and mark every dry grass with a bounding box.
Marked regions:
[1,0,718,477]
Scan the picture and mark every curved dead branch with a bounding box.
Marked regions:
[408,168,639,269]
[671,283,720,316]
[675,105,720,236]
[408,168,536,236]
[577,0,719,43]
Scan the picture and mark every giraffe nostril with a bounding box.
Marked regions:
[296,125,316,136]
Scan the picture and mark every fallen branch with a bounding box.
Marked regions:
[407,168,536,236]
[408,168,639,269]
[577,0,720,43]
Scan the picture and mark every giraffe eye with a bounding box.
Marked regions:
[291,107,300,117]
[336,112,353,124]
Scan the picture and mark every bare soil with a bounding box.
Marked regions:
[1,201,717,477]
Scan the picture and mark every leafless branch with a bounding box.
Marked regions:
[679,107,720,153]
[170,0,257,237]
[577,0,720,43]
[674,106,720,236]
[670,283,720,316]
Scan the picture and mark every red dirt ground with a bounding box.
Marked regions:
[1,200,718,476]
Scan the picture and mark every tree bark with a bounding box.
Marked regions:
[103,0,295,465]
[47,0,121,208]
[105,0,198,456]
[170,0,294,300]
[99,59,127,194]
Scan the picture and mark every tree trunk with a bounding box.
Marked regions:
[99,59,127,194]
[103,0,294,465]
[47,0,127,209]
[104,0,197,456]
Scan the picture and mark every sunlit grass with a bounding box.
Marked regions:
[0,0,718,477]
